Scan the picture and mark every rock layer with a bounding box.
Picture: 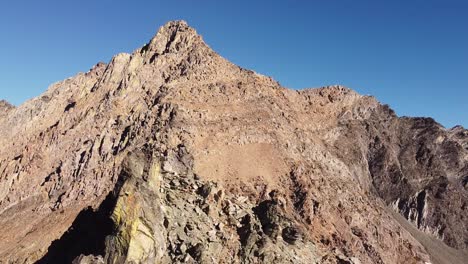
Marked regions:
[0,21,466,264]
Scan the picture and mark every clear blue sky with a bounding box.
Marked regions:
[0,0,466,127]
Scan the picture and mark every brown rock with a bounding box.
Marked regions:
[0,20,466,264]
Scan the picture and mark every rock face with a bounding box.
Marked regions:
[0,20,466,264]
[0,100,14,119]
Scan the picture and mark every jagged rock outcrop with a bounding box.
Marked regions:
[0,20,466,264]
[0,100,14,119]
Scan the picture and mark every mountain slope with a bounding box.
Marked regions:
[0,20,466,264]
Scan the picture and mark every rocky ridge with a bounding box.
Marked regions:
[0,20,466,264]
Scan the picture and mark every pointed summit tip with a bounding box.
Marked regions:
[162,20,190,28]
[153,20,199,40]
[146,20,204,55]
[154,20,191,35]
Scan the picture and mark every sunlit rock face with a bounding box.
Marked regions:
[0,21,466,264]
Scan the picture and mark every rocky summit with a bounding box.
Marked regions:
[0,20,466,264]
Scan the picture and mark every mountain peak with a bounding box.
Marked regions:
[160,19,190,30]
[1,21,467,264]
[146,20,204,56]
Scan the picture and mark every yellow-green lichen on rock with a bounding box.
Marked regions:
[148,159,161,192]
[126,218,156,263]
[105,151,165,264]
[106,180,141,263]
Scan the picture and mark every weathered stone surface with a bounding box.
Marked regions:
[0,100,14,120]
[0,20,466,264]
